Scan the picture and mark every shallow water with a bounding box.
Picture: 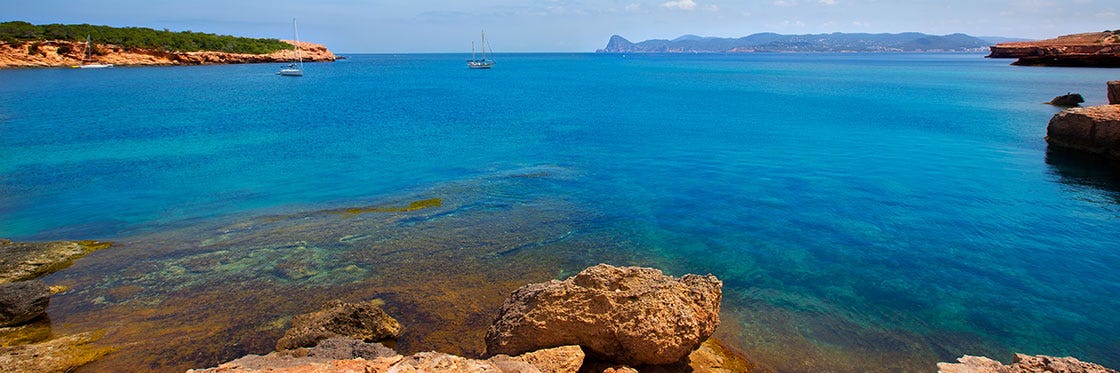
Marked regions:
[2,53,1119,372]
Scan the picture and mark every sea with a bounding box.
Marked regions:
[1,53,1118,372]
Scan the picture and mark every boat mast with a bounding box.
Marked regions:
[293,18,303,69]
[85,34,91,62]
[481,30,486,60]
[472,41,476,60]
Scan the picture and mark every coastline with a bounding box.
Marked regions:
[0,40,334,69]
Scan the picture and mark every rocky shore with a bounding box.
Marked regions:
[1045,81,1120,163]
[988,31,1120,67]
[0,40,334,69]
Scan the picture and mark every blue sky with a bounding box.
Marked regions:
[2,1,1116,52]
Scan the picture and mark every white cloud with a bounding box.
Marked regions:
[819,0,837,5]
[625,3,641,12]
[662,0,697,10]
[773,0,796,7]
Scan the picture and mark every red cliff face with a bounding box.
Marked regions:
[0,40,334,69]
[988,31,1120,67]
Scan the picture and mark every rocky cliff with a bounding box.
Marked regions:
[0,39,334,69]
[988,31,1120,67]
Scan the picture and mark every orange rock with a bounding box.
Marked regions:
[0,40,334,69]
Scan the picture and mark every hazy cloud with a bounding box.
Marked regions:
[662,0,697,11]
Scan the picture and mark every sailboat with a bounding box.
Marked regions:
[278,18,303,76]
[467,30,495,69]
[74,34,113,69]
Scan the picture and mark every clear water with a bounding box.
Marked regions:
[2,54,1119,372]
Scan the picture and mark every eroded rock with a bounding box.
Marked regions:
[938,354,1118,373]
[1048,93,1085,107]
[485,264,721,366]
[275,300,402,350]
[0,280,49,327]
[305,337,398,360]
[1108,80,1120,105]
[190,345,585,373]
[1047,105,1120,161]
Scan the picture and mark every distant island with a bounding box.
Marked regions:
[597,32,1018,53]
[988,30,1120,67]
[0,21,334,68]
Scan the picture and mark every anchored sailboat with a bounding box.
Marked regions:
[467,30,495,69]
[278,19,303,76]
[74,34,113,69]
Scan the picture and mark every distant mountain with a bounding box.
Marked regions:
[598,32,999,53]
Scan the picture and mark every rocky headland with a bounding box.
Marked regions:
[1045,81,1120,164]
[0,39,334,69]
[988,30,1120,67]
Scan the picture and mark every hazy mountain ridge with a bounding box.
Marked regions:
[599,32,1005,53]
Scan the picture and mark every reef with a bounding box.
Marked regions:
[0,40,335,69]
[988,31,1120,67]
[0,239,112,283]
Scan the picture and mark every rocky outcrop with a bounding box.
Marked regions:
[1109,81,1120,105]
[304,337,399,360]
[0,240,112,283]
[485,264,722,366]
[1048,93,1084,107]
[0,331,116,373]
[0,40,334,69]
[1046,105,1120,162]
[189,345,586,373]
[988,31,1120,67]
[938,354,1118,373]
[0,280,49,327]
[275,300,403,350]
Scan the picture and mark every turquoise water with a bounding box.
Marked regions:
[2,54,1119,371]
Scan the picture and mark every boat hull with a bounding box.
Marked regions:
[77,64,114,69]
[467,60,494,69]
[278,69,303,76]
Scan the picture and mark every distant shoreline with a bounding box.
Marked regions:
[0,39,334,69]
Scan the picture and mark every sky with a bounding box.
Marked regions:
[2,0,1116,52]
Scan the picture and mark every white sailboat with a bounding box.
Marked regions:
[278,18,303,76]
[74,34,113,69]
[467,30,495,69]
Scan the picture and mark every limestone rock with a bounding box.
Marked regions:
[1047,105,1120,161]
[0,280,49,327]
[485,264,722,366]
[276,300,402,350]
[0,40,335,69]
[191,345,585,373]
[988,31,1120,67]
[1048,93,1084,107]
[0,240,112,283]
[937,354,1118,373]
[1108,80,1120,105]
[0,331,115,373]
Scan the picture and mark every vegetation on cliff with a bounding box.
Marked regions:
[0,21,291,54]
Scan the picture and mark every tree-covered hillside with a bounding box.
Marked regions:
[0,21,292,54]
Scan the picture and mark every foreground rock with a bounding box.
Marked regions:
[0,280,49,327]
[275,300,403,350]
[0,331,115,373]
[189,344,585,373]
[0,40,334,69]
[485,264,722,366]
[0,240,112,283]
[1109,81,1120,105]
[938,354,1118,373]
[1046,105,1120,162]
[989,31,1120,67]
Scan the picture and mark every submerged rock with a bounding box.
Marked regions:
[485,264,722,366]
[1048,93,1085,107]
[305,337,398,360]
[0,240,112,283]
[275,300,403,350]
[937,353,1118,373]
[0,331,115,373]
[1047,105,1120,162]
[0,280,49,327]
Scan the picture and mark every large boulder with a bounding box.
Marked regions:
[938,353,1117,373]
[275,300,402,350]
[0,240,112,283]
[1047,105,1120,161]
[0,280,49,327]
[1048,93,1084,107]
[485,264,722,366]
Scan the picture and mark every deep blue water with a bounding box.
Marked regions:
[2,53,1119,371]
